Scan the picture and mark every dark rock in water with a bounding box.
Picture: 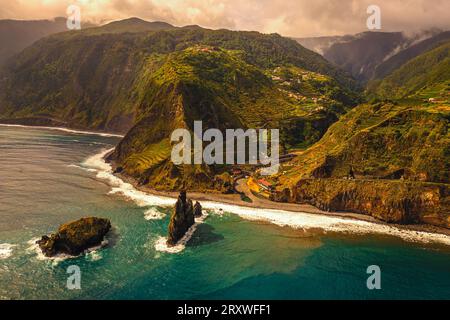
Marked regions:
[194,201,202,217]
[36,217,111,257]
[167,191,195,246]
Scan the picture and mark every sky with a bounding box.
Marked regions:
[0,0,449,37]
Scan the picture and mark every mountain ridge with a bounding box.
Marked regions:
[369,41,450,99]
[295,30,446,83]
[0,17,70,66]
[0,23,359,134]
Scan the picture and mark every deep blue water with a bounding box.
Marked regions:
[0,125,449,300]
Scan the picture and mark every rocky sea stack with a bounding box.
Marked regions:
[167,191,196,246]
[36,217,111,257]
[194,201,203,218]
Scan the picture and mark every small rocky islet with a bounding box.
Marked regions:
[36,217,111,257]
[167,191,203,246]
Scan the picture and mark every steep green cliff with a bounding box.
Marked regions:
[111,46,357,191]
[272,100,449,227]
[369,41,450,101]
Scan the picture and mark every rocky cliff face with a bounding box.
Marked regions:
[273,98,449,229]
[36,217,111,257]
[272,179,450,228]
[167,191,195,246]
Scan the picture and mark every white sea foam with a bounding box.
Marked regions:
[84,148,450,247]
[86,251,102,261]
[0,124,124,138]
[67,164,97,172]
[83,148,176,207]
[26,238,70,264]
[198,202,450,246]
[27,237,109,264]
[154,237,184,253]
[85,239,109,254]
[144,208,166,220]
[154,213,209,253]
[0,243,15,259]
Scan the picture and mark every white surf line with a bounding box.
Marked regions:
[67,164,97,172]
[0,124,124,138]
[84,148,450,247]
[0,243,15,259]
[199,201,450,246]
[83,148,177,207]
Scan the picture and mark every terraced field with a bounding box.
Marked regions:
[122,139,172,175]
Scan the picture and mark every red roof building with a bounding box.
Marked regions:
[257,179,273,190]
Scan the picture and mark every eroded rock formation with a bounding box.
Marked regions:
[194,201,203,218]
[167,191,195,246]
[36,217,111,257]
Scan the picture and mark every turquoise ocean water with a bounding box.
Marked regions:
[0,125,449,300]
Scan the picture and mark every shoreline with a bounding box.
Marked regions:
[0,123,125,138]
[4,124,449,244]
[115,171,450,238]
[116,173,376,222]
[7,123,448,237]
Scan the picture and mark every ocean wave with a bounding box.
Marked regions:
[0,124,124,138]
[26,238,72,264]
[27,238,108,264]
[86,250,103,261]
[67,164,97,173]
[0,243,15,259]
[144,208,166,220]
[85,148,450,247]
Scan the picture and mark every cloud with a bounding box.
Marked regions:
[0,0,449,37]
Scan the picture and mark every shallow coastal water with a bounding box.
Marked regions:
[0,125,449,300]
